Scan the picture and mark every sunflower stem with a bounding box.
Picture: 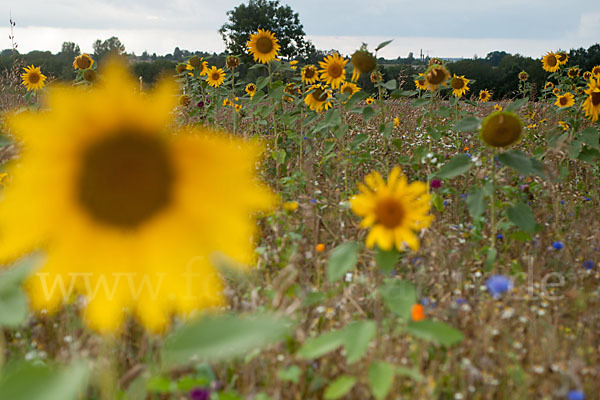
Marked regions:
[490,150,498,251]
[98,336,119,400]
[0,329,5,372]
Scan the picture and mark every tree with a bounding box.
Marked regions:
[93,36,125,60]
[219,0,315,61]
[60,41,80,58]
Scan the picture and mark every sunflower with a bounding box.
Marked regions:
[350,167,433,252]
[479,111,522,148]
[246,29,280,64]
[301,65,319,85]
[234,103,242,112]
[206,66,226,88]
[289,60,298,70]
[83,69,97,83]
[73,54,94,70]
[223,98,233,107]
[518,71,529,81]
[365,96,375,105]
[450,74,470,98]
[494,104,503,111]
[226,55,240,69]
[558,120,570,131]
[179,94,191,107]
[176,63,188,74]
[568,67,580,79]
[186,60,209,77]
[556,51,569,65]
[544,81,554,90]
[393,117,400,129]
[0,60,273,333]
[21,65,47,92]
[582,77,600,122]
[304,84,332,112]
[340,81,361,98]
[245,83,257,98]
[350,48,376,81]
[542,52,560,72]
[189,56,203,68]
[424,65,450,90]
[479,89,491,102]
[552,87,561,96]
[414,73,428,90]
[592,65,600,78]
[554,92,575,108]
[370,71,383,83]
[318,53,347,89]
[583,71,592,81]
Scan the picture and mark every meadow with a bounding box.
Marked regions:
[0,33,599,400]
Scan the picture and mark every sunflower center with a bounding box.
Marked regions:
[375,197,405,229]
[592,91,600,106]
[77,56,92,69]
[547,55,557,67]
[304,68,315,79]
[256,37,274,54]
[248,84,256,92]
[342,86,353,95]
[312,87,328,102]
[212,72,220,81]
[451,78,464,90]
[328,63,343,79]
[77,132,174,229]
[559,96,568,106]
[28,72,40,84]
[426,68,446,85]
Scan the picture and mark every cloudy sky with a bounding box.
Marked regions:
[4,0,600,59]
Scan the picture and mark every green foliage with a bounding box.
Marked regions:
[405,320,464,346]
[379,279,417,320]
[434,154,472,179]
[326,242,359,283]
[368,362,395,400]
[323,375,356,399]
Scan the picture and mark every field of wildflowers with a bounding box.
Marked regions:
[0,29,599,400]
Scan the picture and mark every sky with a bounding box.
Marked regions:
[3,0,600,59]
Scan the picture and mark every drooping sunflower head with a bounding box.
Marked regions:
[583,71,593,81]
[582,77,600,122]
[73,54,94,70]
[414,73,428,90]
[350,48,377,81]
[188,56,202,68]
[83,69,97,83]
[246,29,281,64]
[226,55,240,69]
[554,92,575,108]
[179,94,191,107]
[21,65,47,92]
[340,81,361,98]
[552,87,561,96]
[480,111,523,148]
[176,63,188,74]
[428,57,444,66]
[544,81,554,90]
[450,74,470,98]
[206,66,226,88]
[350,167,433,252]
[556,51,569,65]
[479,89,491,102]
[2,60,275,333]
[542,52,560,72]
[518,70,529,81]
[318,53,348,89]
[424,65,450,90]
[301,65,319,85]
[245,83,257,97]
[592,65,600,78]
[304,84,332,112]
[370,70,383,83]
[568,67,580,79]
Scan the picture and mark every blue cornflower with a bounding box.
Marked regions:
[443,200,449,206]
[552,241,564,250]
[456,298,467,304]
[496,233,504,240]
[560,200,565,205]
[583,197,591,201]
[465,153,471,158]
[486,275,512,298]
[567,390,585,400]
[310,199,317,204]
[583,260,594,270]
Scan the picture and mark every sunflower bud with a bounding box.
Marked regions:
[188,56,202,68]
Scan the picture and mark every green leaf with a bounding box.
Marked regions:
[381,79,397,90]
[344,91,368,110]
[324,375,356,399]
[297,329,345,359]
[497,150,545,178]
[434,154,472,179]
[162,314,291,365]
[0,255,41,327]
[466,186,486,219]
[379,122,393,138]
[580,127,599,148]
[362,106,376,121]
[504,98,528,112]
[411,98,429,108]
[343,320,377,364]
[256,76,269,91]
[390,90,417,98]
[250,91,266,105]
[396,367,425,382]
[270,85,284,102]
[578,146,600,163]
[350,133,369,150]
[453,116,481,132]
[484,247,497,271]
[0,361,90,400]
[375,39,393,51]
[506,202,538,234]
[406,320,464,346]
[375,247,399,275]
[278,365,302,384]
[379,279,417,319]
[327,242,359,283]
[368,362,395,400]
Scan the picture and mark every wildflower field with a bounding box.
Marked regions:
[0,30,600,400]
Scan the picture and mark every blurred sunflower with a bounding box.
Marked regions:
[479,89,491,102]
[350,48,376,81]
[246,29,280,64]
[0,60,274,333]
[414,74,428,90]
[450,74,470,98]
[234,103,242,112]
[518,71,529,81]
[592,65,600,78]
[301,65,319,85]
[289,60,298,70]
[318,53,347,89]
[83,69,97,83]
[176,63,188,74]
[73,54,94,70]
[304,84,332,112]
[544,82,554,90]
[350,167,433,252]
[542,52,560,72]
[480,111,522,148]
[21,65,47,92]
[179,94,191,107]
[186,60,209,77]
[494,104,503,111]
[206,66,226,88]
[366,96,375,105]
[225,55,240,69]
[558,120,570,131]
[556,51,569,65]
[370,70,383,83]
[582,77,600,122]
[393,117,400,129]
[554,92,575,108]
[340,81,361,98]
[568,67,580,79]
[424,65,450,90]
[245,83,257,98]
[552,87,561,96]
[583,71,592,81]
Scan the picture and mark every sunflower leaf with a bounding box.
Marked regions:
[324,375,356,399]
[434,154,472,179]
[453,116,481,132]
[406,320,464,346]
[368,361,395,400]
[379,279,417,320]
[297,329,345,359]
[507,202,538,234]
[326,242,359,283]
[466,186,487,219]
[343,320,377,364]
[505,98,529,112]
[375,39,393,51]
[497,150,546,178]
